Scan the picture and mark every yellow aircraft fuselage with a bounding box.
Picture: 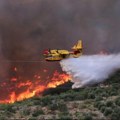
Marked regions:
[43,40,82,61]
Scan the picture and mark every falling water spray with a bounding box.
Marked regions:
[60,54,120,89]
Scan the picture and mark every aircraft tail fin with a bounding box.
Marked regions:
[72,40,82,50]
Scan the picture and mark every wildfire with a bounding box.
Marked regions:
[47,71,71,88]
[0,68,71,104]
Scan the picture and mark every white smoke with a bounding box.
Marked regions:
[60,54,120,89]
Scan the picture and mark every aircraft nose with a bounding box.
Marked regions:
[43,50,49,55]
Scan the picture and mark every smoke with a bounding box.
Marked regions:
[0,0,120,76]
[60,54,120,89]
[0,36,9,79]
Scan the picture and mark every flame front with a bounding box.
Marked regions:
[47,71,71,88]
[0,68,71,104]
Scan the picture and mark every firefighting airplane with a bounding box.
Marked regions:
[43,40,83,61]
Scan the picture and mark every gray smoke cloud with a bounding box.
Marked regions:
[60,54,120,89]
[0,36,9,79]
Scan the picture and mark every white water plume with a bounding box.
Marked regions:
[60,54,120,89]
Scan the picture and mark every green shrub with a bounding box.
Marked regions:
[100,106,106,113]
[49,103,58,111]
[32,109,44,117]
[115,97,120,106]
[32,97,41,101]
[109,91,118,96]
[33,100,41,105]
[0,116,7,120]
[1,111,12,117]
[97,102,106,110]
[57,102,68,112]
[83,113,93,120]
[95,96,103,101]
[60,93,77,101]
[59,115,72,120]
[58,112,72,120]
[0,104,15,113]
[110,112,119,120]
[75,112,83,119]
[75,93,88,100]
[28,117,36,120]
[106,101,113,107]
[94,101,101,108]
[110,87,119,95]
[112,83,120,88]
[94,88,103,94]
[40,96,52,106]
[23,108,31,116]
[104,108,113,116]
[88,93,95,99]
[101,92,109,97]
[113,107,120,116]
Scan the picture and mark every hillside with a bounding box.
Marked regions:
[0,71,120,120]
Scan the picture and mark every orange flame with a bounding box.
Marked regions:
[47,71,71,88]
[0,68,71,104]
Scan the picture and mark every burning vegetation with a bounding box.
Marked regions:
[0,67,71,104]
